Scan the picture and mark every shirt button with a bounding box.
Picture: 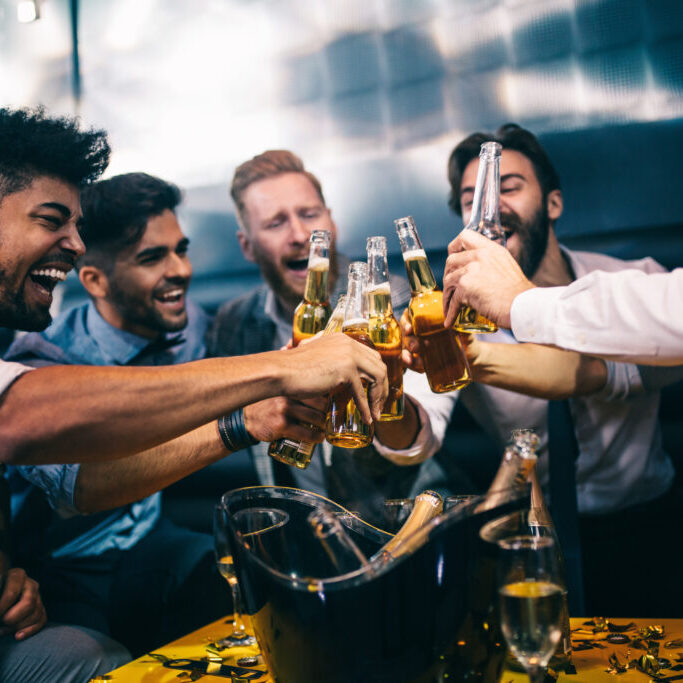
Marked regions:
[577,333,586,345]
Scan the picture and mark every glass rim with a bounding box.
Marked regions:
[497,534,554,551]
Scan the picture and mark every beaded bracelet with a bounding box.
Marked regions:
[217,409,259,452]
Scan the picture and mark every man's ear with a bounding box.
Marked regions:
[547,189,563,222]
[237,228,255,262]
[79,265,109,300]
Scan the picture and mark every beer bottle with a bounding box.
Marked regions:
[394,216,471,393]
[366,236,404,421]
[325,262,375,448]
[269,296,346,469]
[292,229,332,345]
[268,230,332,468]
[453,141,506,333]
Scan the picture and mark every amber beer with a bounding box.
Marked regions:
[326,262,375,448]
[269,230,331,468]
[453,141,506,333]
[395,215,471,393]
[366,236,404,421]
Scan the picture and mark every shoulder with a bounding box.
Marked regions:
[567,248,667,276]
[4,305,88,366]
[206,286,272,356]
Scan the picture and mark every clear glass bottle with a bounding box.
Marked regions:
[269,296,347,469]
[366,236,404,421]
[292,229,332,345]
[453,141,506,333]
[269,230,332,468]
[307,507,372,575]
[325,262,375,448]
[394,216,471,394]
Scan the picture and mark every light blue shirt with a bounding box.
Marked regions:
[5,299,209,558]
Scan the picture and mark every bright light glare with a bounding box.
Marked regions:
[17,0,38,23]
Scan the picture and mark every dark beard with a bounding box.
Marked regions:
[0,273,51,331]
[501,200,549,279]
[107,280,188,336]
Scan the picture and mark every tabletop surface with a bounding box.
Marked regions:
[99,616,683,682]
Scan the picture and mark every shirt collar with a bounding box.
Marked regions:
[85,301,166,365]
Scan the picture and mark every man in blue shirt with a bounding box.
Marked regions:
[6,172,329,656]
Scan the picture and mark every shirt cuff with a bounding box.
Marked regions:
[373,396,439,465]
[510,286,565,344]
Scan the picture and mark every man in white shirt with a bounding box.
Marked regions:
[405,124,681,617]
[443,229,683,365]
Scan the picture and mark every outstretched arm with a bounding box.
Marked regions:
[74,396,328,513]
[0,334,387,465]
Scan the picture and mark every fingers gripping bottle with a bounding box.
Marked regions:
[325,262,375,448]
[453,141,506,333]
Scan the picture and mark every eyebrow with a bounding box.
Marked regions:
[135,246,168,262]
[34,202,72,218]
[461,173,527,196]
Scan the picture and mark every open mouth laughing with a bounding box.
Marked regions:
[28,265,69,302]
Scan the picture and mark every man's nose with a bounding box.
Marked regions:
[289,215,311,244]
[166,252,193,280]
[61,223,86,258]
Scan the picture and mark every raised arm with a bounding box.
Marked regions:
[0,333,387,465]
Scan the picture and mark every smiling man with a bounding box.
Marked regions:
[409,123,681,617]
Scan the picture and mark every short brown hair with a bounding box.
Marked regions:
[230,150,326,228]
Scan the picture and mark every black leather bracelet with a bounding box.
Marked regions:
[217,409,259,452]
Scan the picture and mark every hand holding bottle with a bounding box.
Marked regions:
[244,396,328,444]
[281,333,388,423]
[443,230,535,329]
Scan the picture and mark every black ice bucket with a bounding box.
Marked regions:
[222,485,529,683]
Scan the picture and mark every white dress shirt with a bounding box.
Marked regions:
[380,248,676,516]
[511,267,683,365]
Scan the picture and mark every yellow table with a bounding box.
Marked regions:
[100,616,683,682]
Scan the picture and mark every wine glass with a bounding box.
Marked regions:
[213,503,257,647]
[497,535,564,683]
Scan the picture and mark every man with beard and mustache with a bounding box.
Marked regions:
[207,150,453,525]
[403,123,681,617]
[5,171,356,656]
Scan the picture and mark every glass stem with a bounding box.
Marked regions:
[527,665,546,683]
[229,580,247,634]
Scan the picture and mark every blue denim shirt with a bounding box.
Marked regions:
[5,299,209,558]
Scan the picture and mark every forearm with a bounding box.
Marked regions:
[0,354,284,465]
[374,396,419,449]
[471,342,607,399]
[74,421,228,513]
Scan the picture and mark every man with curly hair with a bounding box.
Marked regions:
[0,109,388,677]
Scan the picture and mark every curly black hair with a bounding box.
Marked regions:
[78,172,182,273]
[447,123,561,216]
[0,106,110,200]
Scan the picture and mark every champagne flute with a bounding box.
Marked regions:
[497,535,563,683]
[213,503,257,646]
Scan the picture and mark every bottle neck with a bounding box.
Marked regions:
[366,247,394,316]
[343,266,368,327]
[466,149,505,244]
[478,446,535,512]
[402,248,437,294]
[303,255,330,305]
